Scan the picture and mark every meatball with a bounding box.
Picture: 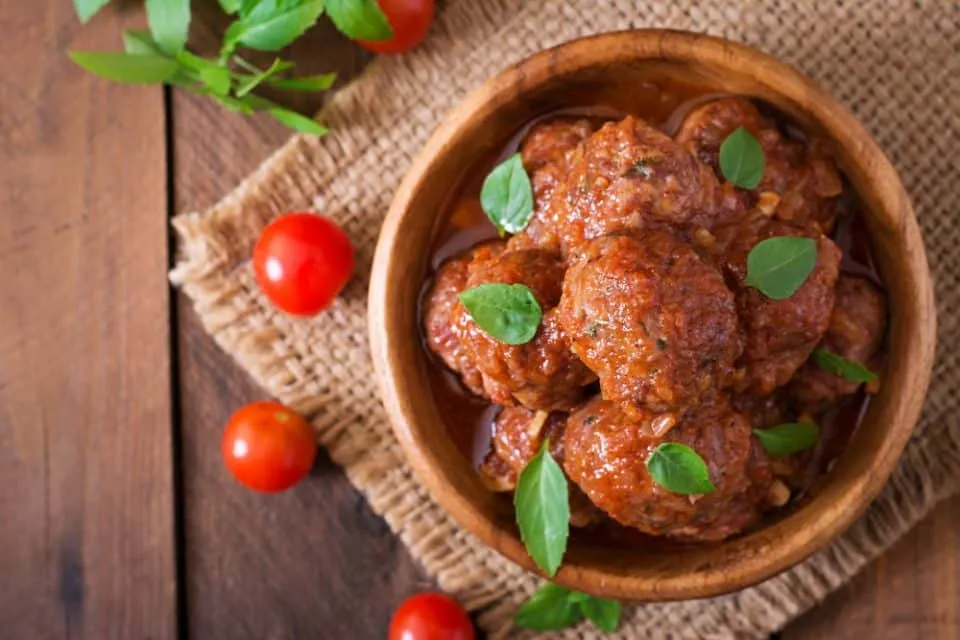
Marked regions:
[676,97,843,231]
[422,252,488,397]
[549,116,732,257]
[563,395,774,541]
[717,217,841,396]
[454,248,595,410]
[508,119,594,252]
[790,276,887,411]
[558,231,741,415]
[478,406,601,526]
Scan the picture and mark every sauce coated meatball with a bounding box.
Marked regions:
[454,248,595,410]
[509,119,594,252]
[717,217,842,395]
[676,97,843,231]
[563,395,773,541]
[550,116,734,257]
[790,276,887,411]
[559,231,741,415]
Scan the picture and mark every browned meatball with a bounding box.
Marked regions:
[558,231,741,415]
[508,119,594,252]
[549,116,733,257]
[790,276,887,411]
[454,248,595,410]
[563,395,773,541]
[717,217,842,396]
[676,97,843,232]
[479,406,601,526]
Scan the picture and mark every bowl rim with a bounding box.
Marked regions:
[368,29,936,600]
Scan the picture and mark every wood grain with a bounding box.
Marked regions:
[0,2,176,639]
[172,16,426,638]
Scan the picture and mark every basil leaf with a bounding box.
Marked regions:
[235,58,293,97]
[581,596,622,633]
[515,583,582,631]
[75,0,110,23]
[480,153,534,235]
[205,92,256,114]
[719,126,765,189]
[457,283,542,345]
[744,236,817,300]
[69,52,180,84]
[514,440,569,577]
[753,423,819,455]
[326,0,393,41]
[224,0,326,53]
[813,348,877,383]
[646,443,716,495]
[122,30,165,55]
[200,66,232,96]
[218,0,243,13]
[145,0,191,54]
[266,106,329,135]
[267,72,337,91]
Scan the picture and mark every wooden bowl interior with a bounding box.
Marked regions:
[371,32,934,600]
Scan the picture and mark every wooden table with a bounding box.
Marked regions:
[4,4,958,639]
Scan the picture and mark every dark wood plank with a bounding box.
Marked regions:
[0,3,176,639]
[784,495,960,639]
[172,16,426,639]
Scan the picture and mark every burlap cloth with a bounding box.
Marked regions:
[170,1,960,637]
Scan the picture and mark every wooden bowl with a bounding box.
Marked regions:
[368,30,935,600]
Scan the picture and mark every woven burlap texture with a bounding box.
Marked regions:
[170,1,960,638]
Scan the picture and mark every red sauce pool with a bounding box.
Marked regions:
[418,82,885,543]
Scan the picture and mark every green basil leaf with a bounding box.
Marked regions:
[266,106,329,135]
[753,423,820,455]
[122,30,164,55]
[480,153,534,235]
[267,72,337,91]
[224,0,325,52]
[813,348,877,383]
[514,440,569,577]
[744,236,817,300]
[145,0,191,54]
[646,442,716,495]
[69,52,180,84]
[75,0,110,23]
[515,583,582,631]
[326,0,393,41]
[235,58,291,96]
[200,66,232,96]
[457,283,542,345]
[719,126,765,189]
[580,596,622,633]
[206,92,256,114]
[218,0,243,13]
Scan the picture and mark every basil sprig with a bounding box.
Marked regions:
[813,348,877,383]
[514,440,569,577]
[753,423,820,455]
[515,583,622,633]
[480,153,535,236]
[646,442,716,495]
[458,283,542,345]
[69,0,391,133]
[719,126,765,189]
[745,236,817,300]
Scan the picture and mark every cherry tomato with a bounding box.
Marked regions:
[222,401,318,493]
[358,0,435,54]
[253,213,354,316]
[389,592,474,640]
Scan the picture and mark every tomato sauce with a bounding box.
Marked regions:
[418,81,885,539]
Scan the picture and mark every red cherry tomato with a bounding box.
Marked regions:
[253,213,354,316]
[389,592,474,640]
[222,401,318,493]
[358,0,435,54]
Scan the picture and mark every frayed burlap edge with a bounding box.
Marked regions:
[171,1,960,638]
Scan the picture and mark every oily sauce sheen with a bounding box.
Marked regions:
[420,81,883,544]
